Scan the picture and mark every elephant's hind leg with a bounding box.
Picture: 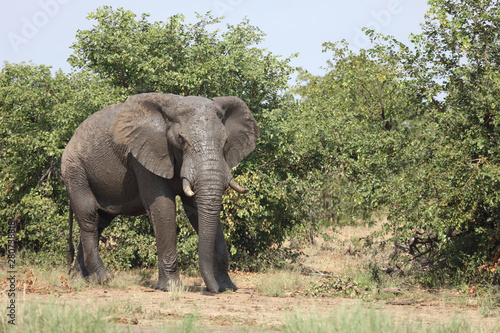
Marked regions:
[72,239,89,279]
[70,188,113,284]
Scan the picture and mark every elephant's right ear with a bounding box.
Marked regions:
[111,93,178,179]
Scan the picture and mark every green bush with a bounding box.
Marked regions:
[283,0,500,284]
[68,6,295,114]
[0,63,124,263]
[379,0,500,283]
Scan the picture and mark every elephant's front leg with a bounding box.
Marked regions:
[181,196,237,291]
[146,194,181,291]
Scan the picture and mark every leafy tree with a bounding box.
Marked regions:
[382,0,500,282]
[0,63,124,263]
[270,40,414,238]
[283,0,500,284]
[68,6,295,114]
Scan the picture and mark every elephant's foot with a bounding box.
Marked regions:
[89,267,114,284]
[155,273,182,291]
[215,272,237,292]
[71,263,113,285]
[199,272,235,293]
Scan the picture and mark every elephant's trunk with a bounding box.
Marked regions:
[196,191,223,293]
[192,160,228,293]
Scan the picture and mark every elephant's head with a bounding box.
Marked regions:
[110,93,259,292]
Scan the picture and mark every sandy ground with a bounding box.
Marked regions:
[3,222,499,331]
[20,273,498,332]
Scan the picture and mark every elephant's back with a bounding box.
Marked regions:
[72,103,120,140]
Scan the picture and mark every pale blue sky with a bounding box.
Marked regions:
[1,0,429,76]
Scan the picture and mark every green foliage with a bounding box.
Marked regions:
[377,0,500,282]
[221,171,307,270]
[272,40,413,235]
[99,216,158,270]
[0,63,124,261]
[69,6,295,113]
[285,0,500,284]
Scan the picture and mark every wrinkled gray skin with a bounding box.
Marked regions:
[61,93,259,293]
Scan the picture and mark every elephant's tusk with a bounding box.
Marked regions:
[183,178,195,197]
[229,179,249,194]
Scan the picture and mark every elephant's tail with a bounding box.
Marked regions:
[66,205,75,270]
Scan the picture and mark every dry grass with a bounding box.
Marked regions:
[2,219,499,332]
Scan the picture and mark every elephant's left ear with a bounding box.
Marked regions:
[212,97,260,169]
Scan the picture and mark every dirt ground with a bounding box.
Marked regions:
[21,271,498,332]
[4,223,500,331]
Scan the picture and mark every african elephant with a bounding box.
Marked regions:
[61,93,259,293]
